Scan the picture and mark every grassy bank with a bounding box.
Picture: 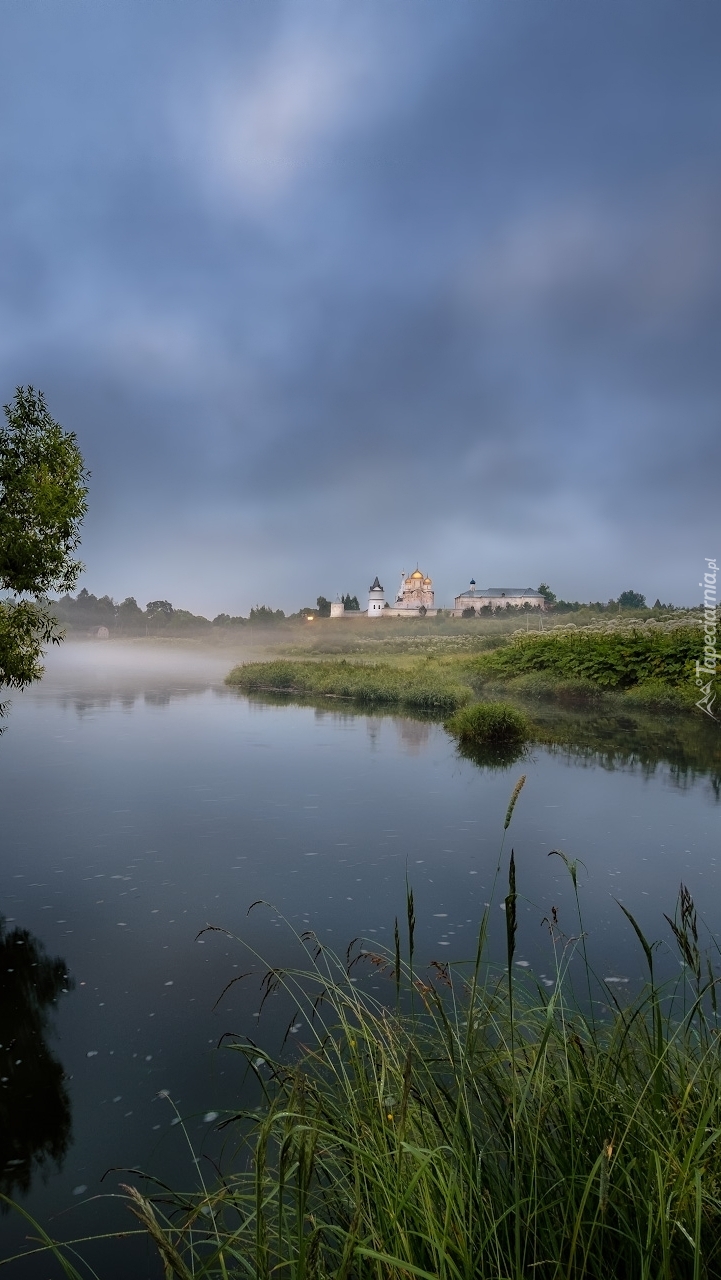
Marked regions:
[471,624,717,705]
[115,782,721,1279]
[227,621,718,718]
[226,658,472,712]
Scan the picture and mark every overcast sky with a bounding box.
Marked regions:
[1,1,719,614]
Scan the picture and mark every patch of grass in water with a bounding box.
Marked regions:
[445,700,529,746]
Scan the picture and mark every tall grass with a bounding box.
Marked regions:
[120,781,721,1280]
[445,701,529,746]
[226,659,472,712]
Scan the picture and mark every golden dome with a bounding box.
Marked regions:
[410,569,424,579]
[423,577,432,586]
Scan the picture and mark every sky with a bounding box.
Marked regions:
[1,0,720,615]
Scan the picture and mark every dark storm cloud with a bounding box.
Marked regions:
[0,0,719,610]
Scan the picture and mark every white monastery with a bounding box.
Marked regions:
[366,569,437,617]
[353,572,546,617]
[451,581,546,615]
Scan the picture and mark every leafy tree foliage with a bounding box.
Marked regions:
[618,589,647,609]
[249,605,285,625]
[316,596,331,617]
[52,591,213,634]
[0,599,59,692]
[554,599,583,612]
[342,594,360,611]
[537,583,557,605]
[0,387,88,595]
[146,599,174,617]
[53,590,121,631]
[212,613,246,626]
[116,596,145,629]
[0,388,88,702]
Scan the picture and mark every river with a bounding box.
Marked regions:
[0,641,719,1276]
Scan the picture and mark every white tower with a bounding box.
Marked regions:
[367,576,386,617]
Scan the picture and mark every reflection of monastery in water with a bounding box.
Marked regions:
[367,569,437,617]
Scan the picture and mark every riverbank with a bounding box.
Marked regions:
[470,623,717,706]
[228,620,719,717]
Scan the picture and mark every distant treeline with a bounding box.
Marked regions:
[455,587,683,617]
[539,586,681,613]
[51,590,213,634]
[49,590,362,634]
[50,588,687,635]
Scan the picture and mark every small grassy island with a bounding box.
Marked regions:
[445,700,530,746]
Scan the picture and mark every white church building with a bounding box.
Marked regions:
[366,569,437,617]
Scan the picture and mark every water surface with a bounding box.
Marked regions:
[0,642,719,1275]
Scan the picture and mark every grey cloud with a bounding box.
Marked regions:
[0,0,720,610]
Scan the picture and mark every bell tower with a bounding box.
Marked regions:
[367,576,386,617]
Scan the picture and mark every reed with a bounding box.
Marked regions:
[116,780,721,1280]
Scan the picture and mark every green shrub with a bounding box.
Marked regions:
[500,672,605,703]
[623,678,693,710]
[445,700,529,745]
[474,625,711,692]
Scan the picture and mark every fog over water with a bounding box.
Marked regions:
[0,643,718,1275]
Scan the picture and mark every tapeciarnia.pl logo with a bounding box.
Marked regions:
[696,557,718,719]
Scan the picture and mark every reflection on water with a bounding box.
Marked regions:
[454,738,528,770]
[395,718,432,755]
[0,920,72,1201]
[524,702,721,798]
[53,686,213,716]
[244,689,721,794]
